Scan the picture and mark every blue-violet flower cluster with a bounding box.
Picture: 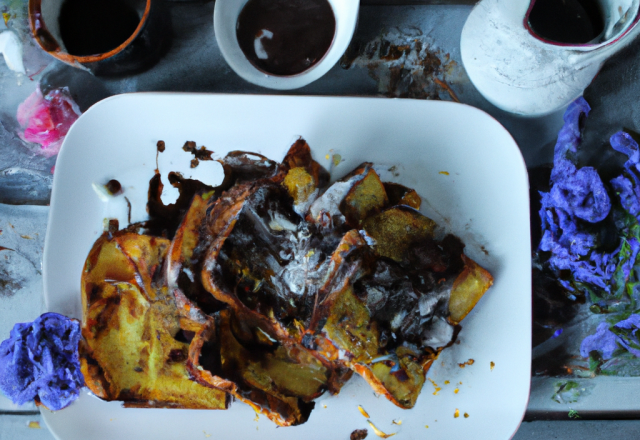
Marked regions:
[539,97,640,362]
[581,314,640,360]
[539,98,615,293]
[0,313,84,410]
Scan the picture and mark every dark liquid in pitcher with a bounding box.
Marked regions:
[236,0,336,76]
[59,0,141,56]
[528,0,604,44]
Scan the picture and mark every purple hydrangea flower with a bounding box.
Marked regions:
[539,192,598,268]
[580,322,619,359]
[538,97,614,290]
[581,314,640,359]
[551,96,591,163]
[545,96,611,223]
[612,314,640,358]
[611,131,640,166]
[620,238,640,281]
[539,179,612,291]
[610,132,640,221]
[611,175,640,218]
[540,101,640,357]
[0,313,84,410]
[549,166,611,223]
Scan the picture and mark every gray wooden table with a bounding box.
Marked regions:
[2,0,639,438]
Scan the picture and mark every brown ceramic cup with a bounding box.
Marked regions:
[29,0,170,76]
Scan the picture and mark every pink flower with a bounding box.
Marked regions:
[17,86,81,157]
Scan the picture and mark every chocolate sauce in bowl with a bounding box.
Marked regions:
[236,0,336,76]
[59,0,141,56]
[527,0,604,44]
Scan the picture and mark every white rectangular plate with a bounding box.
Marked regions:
[43,94,530,440]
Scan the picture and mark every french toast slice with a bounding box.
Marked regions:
[79,231,227,409]
[187,309,322,426]
[78,137,494,421]
[199,179,356,395]
[167,190,227,318]
[304,171,492,409]
[165,148,287,319]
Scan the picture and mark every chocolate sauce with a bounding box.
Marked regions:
[236,0,336,76]
[104,179,122,195]
[146,171,213,239]
[59,0,141,56]
[528,0,604,44]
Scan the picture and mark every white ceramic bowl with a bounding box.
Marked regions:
[214,0,359,90]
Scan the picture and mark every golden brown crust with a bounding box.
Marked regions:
[79,137,494,421]
[187,311,315,426]
[282,138,329,189]
[80,231,228,410]
[341,169,389,227]
[448,255,494,324]
[198,181,351,397]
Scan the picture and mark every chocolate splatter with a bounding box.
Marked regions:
[351,429,368,440]
[193,146,213,161]
[182,141,196,152]
[124,196,132,225]
[104,179,122,196]
[155,140,165,170]
[183,140,214,162]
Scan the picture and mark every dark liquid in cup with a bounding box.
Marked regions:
[528,0,604,44]
[59,0,141,56]
[236,0,336,76]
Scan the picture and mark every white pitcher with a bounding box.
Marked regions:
[461,0,640,116]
